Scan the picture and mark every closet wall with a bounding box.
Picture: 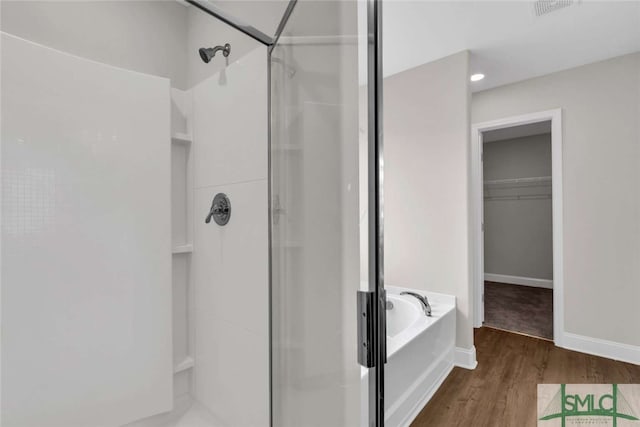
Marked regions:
[483,133,553,285]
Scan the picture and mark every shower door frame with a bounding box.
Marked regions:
[185,0,386,425]
[365,0,386,425]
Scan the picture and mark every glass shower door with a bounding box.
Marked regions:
[269,0,382,425]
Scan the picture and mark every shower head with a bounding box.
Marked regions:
[199,43,231,63]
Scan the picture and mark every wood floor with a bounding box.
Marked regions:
[411,327,640,427]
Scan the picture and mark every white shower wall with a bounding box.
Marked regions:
[190,47,270,426]
[2,3,278,426]
[1,33,172,427]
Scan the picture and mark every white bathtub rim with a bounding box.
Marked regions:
[386,285,456,306]
[358,283,457,306]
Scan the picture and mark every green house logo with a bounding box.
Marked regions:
[539,384,639,426]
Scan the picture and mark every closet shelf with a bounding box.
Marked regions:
[172,244,193,254]
[484,176,552,201]
[173,356,194,374]
[484,176,551,188]
[171,132,192,145]
[484,194,551,201]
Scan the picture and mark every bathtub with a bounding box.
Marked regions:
[361,285,456,427]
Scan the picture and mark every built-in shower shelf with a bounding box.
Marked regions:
[172,244,193,254]
[173,356,194,374]
[171,132,192,145]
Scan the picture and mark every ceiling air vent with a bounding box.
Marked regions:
[533,0,576,16]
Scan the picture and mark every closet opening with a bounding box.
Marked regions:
[472,110,563,344]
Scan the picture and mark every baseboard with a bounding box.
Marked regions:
[562,332,640,366]
[454,346,478,370]
[484,273,553,289]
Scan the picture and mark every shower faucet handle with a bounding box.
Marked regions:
[205,193,231,226]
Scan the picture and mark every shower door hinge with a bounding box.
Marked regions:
[357,291,375,368]
[272,195,285,226]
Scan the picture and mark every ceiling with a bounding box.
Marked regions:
[208,0,289,37]
[202,0,358,39]
[190,1,639,93]
[383,1,640,92]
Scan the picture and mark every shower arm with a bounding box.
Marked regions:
[210,44,231,58]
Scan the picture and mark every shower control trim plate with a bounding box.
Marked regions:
[206,193,231,226]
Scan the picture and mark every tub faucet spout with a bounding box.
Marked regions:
[400,291,432,317]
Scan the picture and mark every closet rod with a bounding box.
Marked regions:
[484,194,551,201]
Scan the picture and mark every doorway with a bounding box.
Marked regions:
[472,109,564,345]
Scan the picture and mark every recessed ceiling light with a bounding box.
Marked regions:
[470,73,485,82]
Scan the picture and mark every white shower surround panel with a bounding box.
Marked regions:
[1,32,172,427]
[191,46,270,426]
[192,48,268,188]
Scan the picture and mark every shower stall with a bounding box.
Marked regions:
[1,0,386,426]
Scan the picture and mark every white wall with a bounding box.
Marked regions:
[383,51,473,350]
[0,0,189,89]
[472,52,640,347]
[483,133,553,281]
